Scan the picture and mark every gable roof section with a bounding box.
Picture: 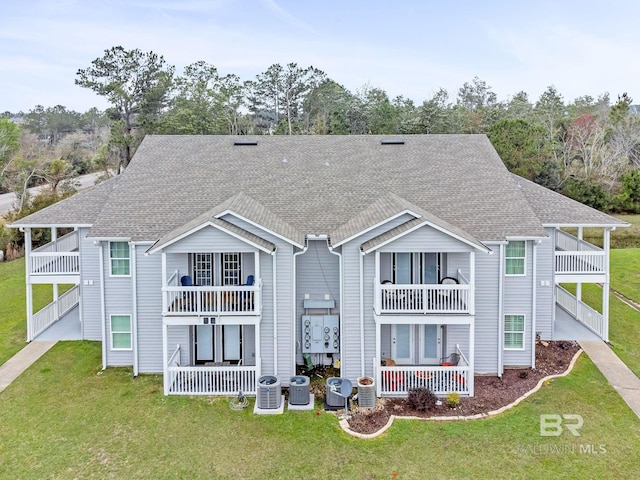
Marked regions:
[331,192,421,246]
[214,192,304,247]
[361,209,491,254]
[147,202,276,254]
[513,175,629,227]
[17,135,552,242]
[8,176,119,228]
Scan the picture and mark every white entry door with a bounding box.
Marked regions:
[391,324,413,364]
[223,325,241,362]
[419,324,441,364]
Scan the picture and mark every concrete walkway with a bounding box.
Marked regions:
[579,340,640,419]
[0,341,57,394]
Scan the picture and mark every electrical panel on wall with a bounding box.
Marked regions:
[301,315,339,353]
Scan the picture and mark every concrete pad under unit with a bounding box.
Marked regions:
[253,395,285,415]
[287,394,315,410]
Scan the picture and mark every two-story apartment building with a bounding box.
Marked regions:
[10,135,627,397]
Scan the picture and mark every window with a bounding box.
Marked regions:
[110,242,130,276]
[504,314,525,350]
[111,315,132,350]
[505,241,525,275]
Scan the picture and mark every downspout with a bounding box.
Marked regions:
[532,241,538,369]
[359,249,365,376]
[498,243,504,377]
[327,240,343,374]
[131,242,139,377]
[272,249,278,376]
[292,243,308,376]
[98,242,107,370]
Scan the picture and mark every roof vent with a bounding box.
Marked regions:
[380,139,404,145]
[234,140,258,146]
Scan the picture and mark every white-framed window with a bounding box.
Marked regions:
[505,241,525,275]
[110,315,132,350]
[504,314,525,350]
[110,242,130,276]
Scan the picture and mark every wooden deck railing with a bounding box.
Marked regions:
[167,365,257,395]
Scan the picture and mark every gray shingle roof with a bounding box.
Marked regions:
[513,175,627,227]
[14,135,581,243]
[8,177,119,227]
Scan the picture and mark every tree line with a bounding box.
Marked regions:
[3,45,640,219]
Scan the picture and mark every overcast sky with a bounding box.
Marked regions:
[2,0,639,113]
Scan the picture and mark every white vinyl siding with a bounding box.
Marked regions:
[111,315,132,350]
[110,242,130,276]
[504,314,525,350]
[505,241,525,275]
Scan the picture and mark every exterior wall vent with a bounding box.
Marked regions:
[233,140,258,146]
[380,139,405,145]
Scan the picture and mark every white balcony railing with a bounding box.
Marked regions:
[30,285,79,340]
[556,285,605,338]
[377,283,470,314]
[377,364,470,396]
[167,365,257,395]
[32,230,79,254]
[555,251,605,275]
[555,230,605,275]
[30,252,80,275]
[163,283,261,316]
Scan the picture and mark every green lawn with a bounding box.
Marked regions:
[0,341,638,479]
[0,258,72,365]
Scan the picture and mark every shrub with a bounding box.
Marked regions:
[446,392,460,409]
[407,388,437,412]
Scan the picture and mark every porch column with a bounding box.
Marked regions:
[576,227,582,304]
[603,228,611,342]
[24,228,33,341]
[162,321,169,395]
[255,319,262,380]
[375,319,381,397]
[161,252,167,313]
[374,251,380,315]
[469,251,475,315]
[52,227,59,322]
[468,320,475,397]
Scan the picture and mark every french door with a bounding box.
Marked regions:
[195,325,243,364]
[393,253,440,284]
[392,324,441,365]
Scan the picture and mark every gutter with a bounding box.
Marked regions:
[359,249,365,376]
[272,248,278,376]
[327,239,344,375]
[292,242,308,375]
[98,242,107,370]
[131,242,139,377]
[498,243,504,377]
[532,240,538,368]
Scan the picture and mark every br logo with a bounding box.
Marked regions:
[540,414,583,436]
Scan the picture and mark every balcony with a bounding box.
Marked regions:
[165,345,257,395]
[555,230,606,282]
[162,272,262,316]
[29,231,80,282]
[375,280,471,315]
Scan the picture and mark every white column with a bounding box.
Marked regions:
[603,228,611,342]
[162,321,169,395]
[375,319,381,397]
[24,228,33,341]
[468,320,475,397]
[469,251,475,315]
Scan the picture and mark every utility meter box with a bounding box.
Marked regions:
[301,315,339,354]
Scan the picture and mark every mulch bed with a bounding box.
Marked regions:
[347,340,580,435]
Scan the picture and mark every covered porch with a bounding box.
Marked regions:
[162,315,261,396]
[373,316,474,397]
